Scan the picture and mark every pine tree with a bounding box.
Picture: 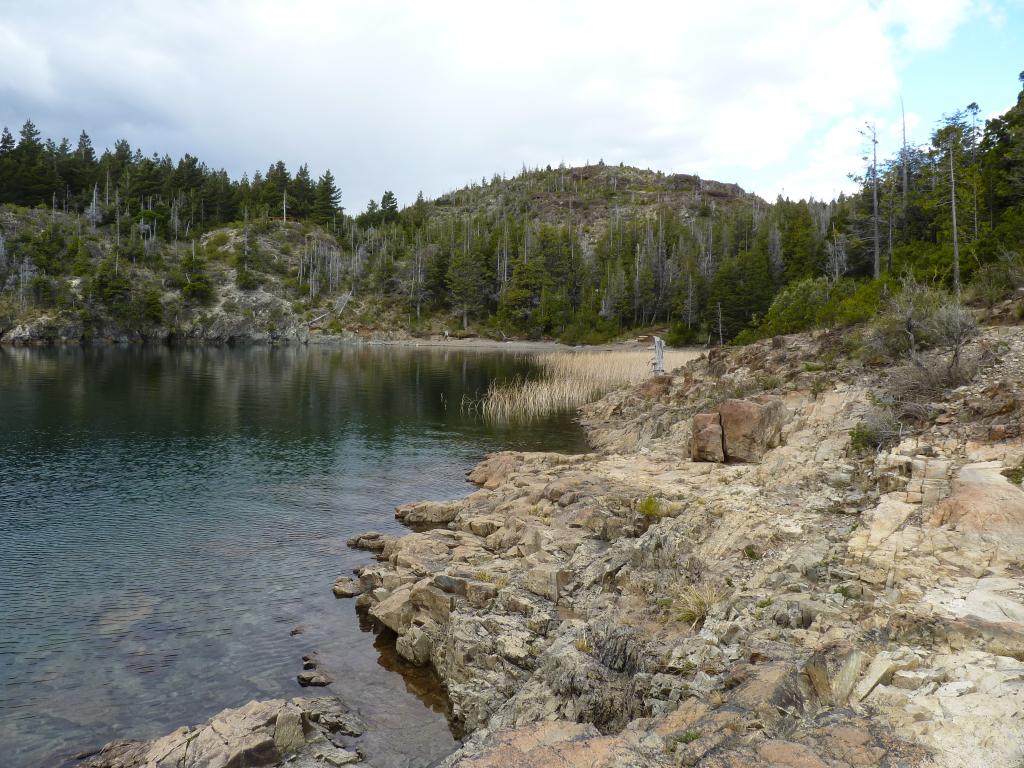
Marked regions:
[380,190,398,223]
[312,170,341,225]
[446,242,486,329]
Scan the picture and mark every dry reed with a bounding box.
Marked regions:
[478,349,699,422]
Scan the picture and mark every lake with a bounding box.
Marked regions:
[0,344,587,768]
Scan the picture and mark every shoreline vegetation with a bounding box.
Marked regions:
[470,348,702,422]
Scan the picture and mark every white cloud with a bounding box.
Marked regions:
[0,23,54,100]
[0,0,986,206]
[878,0,975,50]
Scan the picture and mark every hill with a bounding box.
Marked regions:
[1,70,1023,346]
[0,162,761,345]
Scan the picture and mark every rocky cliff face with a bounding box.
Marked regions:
[85,327,1024,768]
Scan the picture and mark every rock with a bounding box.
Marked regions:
[396,624,434,665]
[310,744,362,765]
[852,651,919,701]
[297,670,333,687]
[333,576,363,598]
[303,697,366,736]
[411,582,456,622]
[369,585,414,633]
[396,500,458,525]
[274,707,306,754]
[84,699,323,768]
[891,669,943,690]
[756,740,829,768]
[524,564,570,602]
[466,580,499,607]
[691,412,725,463]
[346,531,395,553]
[717,396,785,462]
[936,680,976,697]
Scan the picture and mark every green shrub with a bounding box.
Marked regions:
[735,277,889,345]
[235,266,260,290]
[967,258,1022,307]
[207,231,229,250]
[140,287,164,326]
[558,315,620,346]
[182,273,214,305]
[849,408,900,453]
[665,322,706,347]
[637,496,663,518]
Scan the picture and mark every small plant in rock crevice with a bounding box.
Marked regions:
[672,584,730,628]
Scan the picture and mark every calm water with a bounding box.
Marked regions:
[0,345,587,768]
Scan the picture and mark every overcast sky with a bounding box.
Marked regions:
[1,1,1021,210]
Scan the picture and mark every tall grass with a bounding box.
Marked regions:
[476,349,699,422]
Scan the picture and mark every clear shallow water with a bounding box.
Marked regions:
[0,345,587,768]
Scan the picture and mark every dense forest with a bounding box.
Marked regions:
[1,71,1022,345]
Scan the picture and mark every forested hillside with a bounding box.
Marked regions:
[1,72,1022,345]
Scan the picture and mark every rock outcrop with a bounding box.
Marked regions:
[347,326,1024,768]
[84,697,365,768]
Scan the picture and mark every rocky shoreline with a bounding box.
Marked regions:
[84,327,1024,768]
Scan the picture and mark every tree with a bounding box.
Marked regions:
[861,122,881,278]
[312,169,341,225]
[0,127,15,154]
[446,241,487,329]
[380,190,398,223]
[289,164,315,219]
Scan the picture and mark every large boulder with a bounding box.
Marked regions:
[691,412,725,462]
[718,396,785,462]
[396,500,458,525]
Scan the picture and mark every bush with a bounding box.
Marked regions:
[734,277,887,344]
[182,273,214,305]
[557,315,620,346]
[967,255,1023,307]
[235,266,260,290]
[140,287,164,326]
[206,231,229,250]
[859,277,945,362]
[637,496,663,518]
[849,407,901,453]
[665,322,706,347]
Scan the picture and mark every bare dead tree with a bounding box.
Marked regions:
[823,229,849,285]
[861,122,881,278]
[767,223,784,283]
[900,97,909,212]
[86,183,101,228]
[948,139,961,298]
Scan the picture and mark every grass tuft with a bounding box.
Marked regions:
[478,349,699,422]
[673,583,730,628]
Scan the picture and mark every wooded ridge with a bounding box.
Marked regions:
[1,71,1021,345]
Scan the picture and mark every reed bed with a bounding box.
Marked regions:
[476,348,700,422]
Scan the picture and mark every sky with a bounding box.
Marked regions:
[0,1,1021,211]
